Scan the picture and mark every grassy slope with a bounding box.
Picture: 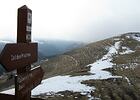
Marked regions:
[82,33,140,100]
[0,33,140,100]
[41,38,113,78]
[39,33,140,100]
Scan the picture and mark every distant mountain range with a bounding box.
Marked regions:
[36,39,84,60]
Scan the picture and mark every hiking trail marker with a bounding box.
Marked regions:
[15,66,44,98]
[0,5,44,100]
[0,43,37,72]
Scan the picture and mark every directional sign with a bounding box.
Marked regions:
[0,43,37,72]
[16,67,44,97]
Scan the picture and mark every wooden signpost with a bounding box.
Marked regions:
[0,5,44,100]
[17,5,32,75]
[16,5,33,100]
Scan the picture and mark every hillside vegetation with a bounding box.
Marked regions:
[39,32,140,100]
[1,32,140,100]
[42,38,113,78]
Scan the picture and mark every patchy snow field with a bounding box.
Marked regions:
[1,39,136,98]
[132,34,140,42]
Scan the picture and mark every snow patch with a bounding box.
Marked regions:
[132,35,140,42]
[126,35,130,39]
[1,88,15,95]
[120,49,135,55]
[32,75,95,95]
[124,77,131,85]
[126,33,140,42]
[89,41,122,79]
[120,46,135,55]
[114,38,120,41]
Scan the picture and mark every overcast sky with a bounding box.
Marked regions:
[0,0,140,42]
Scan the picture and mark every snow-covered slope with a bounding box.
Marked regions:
[32,38,137,96]
[128,33,140,42]
[2,37,136,98]
[1,33,140,99]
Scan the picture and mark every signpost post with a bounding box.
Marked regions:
[0,5,44,100]
[17,5,32,43]
[16,5,33,100]
[17,5,32,74]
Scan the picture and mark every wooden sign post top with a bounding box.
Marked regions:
[17,5,33,75]
[17,5,32,43]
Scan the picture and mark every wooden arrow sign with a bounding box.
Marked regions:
[15,66,44,97]
[0,43,38,72]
